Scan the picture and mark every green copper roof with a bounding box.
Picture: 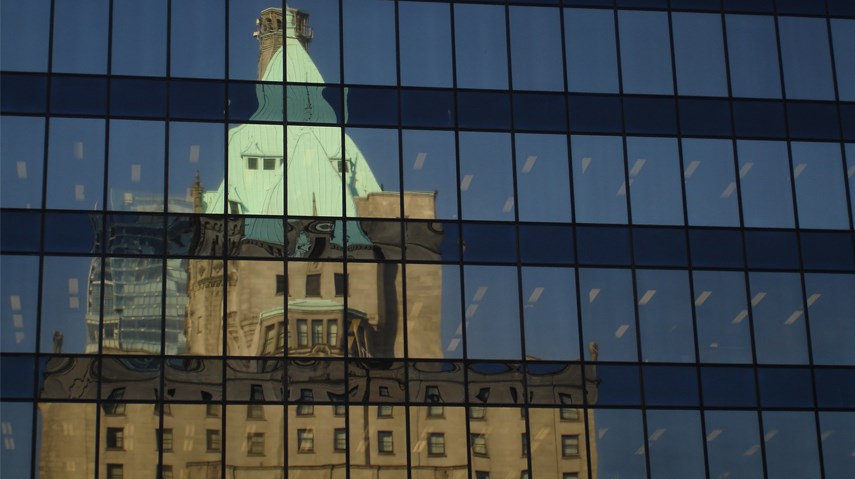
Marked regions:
[204,36,381,219]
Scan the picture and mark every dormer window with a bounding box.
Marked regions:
[245,157,281,170]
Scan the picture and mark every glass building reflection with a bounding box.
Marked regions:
[2,1,855,479]
[29,7,595,479]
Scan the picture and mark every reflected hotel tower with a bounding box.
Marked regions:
[37,6,597,479]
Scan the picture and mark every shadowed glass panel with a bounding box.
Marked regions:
[565,8,619,94]
[672,12,728,97]
[0,116,44,209]
[571,135,627,224]
[579,268,637,361]
[749,272,809,365]
[726,15,782,99]
[454,4,508,90]
[682,138,739,227]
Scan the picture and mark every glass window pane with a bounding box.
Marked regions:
[111,0,167,77]
[0,0,50,71]
[287,0,340,83]
[791,142,849,230]
[515,134,571,222]
[399,2,452,88]
[459,132,515,221]
[618,11,674,95]
[565,8,619,94]
[52,0,109,74]
[41,256,101,354]
[107,120,165,212]
[749,272,809,365]
[0,255,39,353]
[510,6,563,91]
[346,128,400,218]
[726,15,782,99]
[1,116,44,209]
[831,19,855,101]
[682,138,739,227]
[779,17,835,101]
[588,409,647,478]
[579,268,637,362]
[170,0,225,79]
[694,271,752,363]
[343,0,395,86]
[286,126,343,217]
[636,270,695,362]
[626,137,684,226]
[672,13,728,97]
[167,122,225,213]
[46,118,106,210]
[464,266,522,360]
[454,4,508,90]
[407,264,460,359]
[646,410,706,479]
[522,267,579,361]
[705,411,764,479]
[737,140,795,228]
[820,412,855,479]
[402,130,458,220]
[229,0,283,81]
[805,273,855,365]
[847,144,855,226]
[763,412,821,479]
[571,135,627,224]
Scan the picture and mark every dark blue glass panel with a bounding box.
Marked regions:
[787,102,840,140]
[733,101,787,138]
[518,224,574,265]
[671,0,721,9]
[593,364,641,406]
[50,76,107,115]
[838,103,855,141]
[0,74,47,113]
[643,365,699,407]
[44,212,101,254]
[633,227,688,267]
[401,89,454,128]
[462,223,516,263]
[758,367,814,408]
[801,231,855,271]
[745,229,800,270]
[567,95,622,134]
[679,98,732,137]
[512,93,566,132]
[227,81,266,122]
[689,229,745,268]
[722,0,773,13]
[106,213,165,256]
[701,366,757,407]
[814,369,855,409]
[0,356,34,398]
[170,80,225,120]
[345,87,397,126]
[623,97,677,135]
[563,0,613,6]
[617,0,667,8]
[828,0,855,16]
[775,0,826,15]
[576,226,631,266]
[457,90,510,130]
[110,77,166,118]
[0,210,40,252]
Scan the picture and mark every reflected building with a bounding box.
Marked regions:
[35,7,597,479]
